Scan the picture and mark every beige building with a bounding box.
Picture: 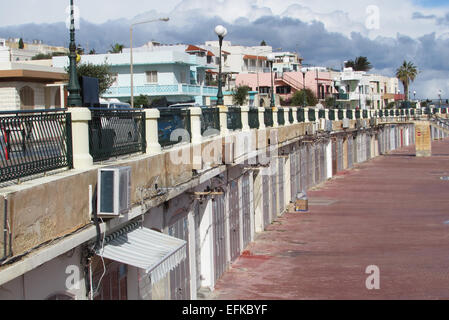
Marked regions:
[0,62,67,111]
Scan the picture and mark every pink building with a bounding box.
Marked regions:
[236,70,336,103]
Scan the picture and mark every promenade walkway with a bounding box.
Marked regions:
[211,138,449,300]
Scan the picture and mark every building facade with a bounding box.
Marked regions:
[53,47,218,105]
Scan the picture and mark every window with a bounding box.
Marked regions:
[276,86,291,94]
[145,71,158,83]
[259,86,271,94]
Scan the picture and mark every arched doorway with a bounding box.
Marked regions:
[19,86,34,110]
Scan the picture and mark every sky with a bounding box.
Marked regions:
[1,0,449,99]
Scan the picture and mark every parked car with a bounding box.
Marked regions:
[92,101,140,148]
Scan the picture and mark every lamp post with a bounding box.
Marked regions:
[413,90,416,101]
[255,47,281,94]
[130,17,169,108]
[333,77,338,109]
[67,0,82,107]
[215,25,228,106]
[267,54,275,107]
[439,89,442,108]
[301,67,308,108]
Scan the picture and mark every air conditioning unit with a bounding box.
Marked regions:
[97,166,131,217]
[325,120,333,132]
[342,118,350,129]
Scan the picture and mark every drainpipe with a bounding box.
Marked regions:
[1,196,11,264]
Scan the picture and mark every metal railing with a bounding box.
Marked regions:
[355,110,360,119]
[319,109,325,119]
[0,109,72,183]
[338,110,344,120]
[347,110,353,120]
[89,108,146,162]
[249,108,259,129]
[288,108,294,124]
[363,110,368,118]
[264,108,273,127]
[297,108,305,122]
[227,107,242,131]
[158,108,191,148]
[278,108,285,126]
[200,107,220,137]
[308,109,316,122]
[329,110,335,120]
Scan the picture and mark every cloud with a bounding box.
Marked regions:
[412,12,437,20]
[1,0,449,99]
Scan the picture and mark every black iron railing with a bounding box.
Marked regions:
[288,108,294,124]
[319,109,325,119]
[297,108,305,122]
[363,110,368,118]
[395,110,400,116]
[264,108,273,127]
[158,108,191,148]
[200,107,220,137]
[338,109,344,120]
[227,107,242,131]
[349,110,355,120]
[0,109,72,183]
[308,109,316,122]
[278,108,285,126]
[89,108,146,161]
[249,108,259,129]
[379,110,383,117]
[329,110,335,120]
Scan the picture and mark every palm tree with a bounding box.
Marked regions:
[345,56,372,71]
[109,43,124,54]
[396,61,418,101]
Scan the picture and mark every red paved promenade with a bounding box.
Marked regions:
[212,138,449,300]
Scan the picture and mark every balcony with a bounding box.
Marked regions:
[104,84,218,98]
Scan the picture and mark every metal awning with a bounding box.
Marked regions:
[96,223,187,284]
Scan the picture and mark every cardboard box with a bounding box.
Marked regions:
[295,199,308,212]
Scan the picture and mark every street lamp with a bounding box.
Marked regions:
[333,77,338,109]
[130,17,169,108]
[413,90,416,101]
[255,47,281,94]
[301,67,308,108]
[439,89,442,107]
[215,25,228,106]
[67,0,82,107]
[267,53,275,107]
